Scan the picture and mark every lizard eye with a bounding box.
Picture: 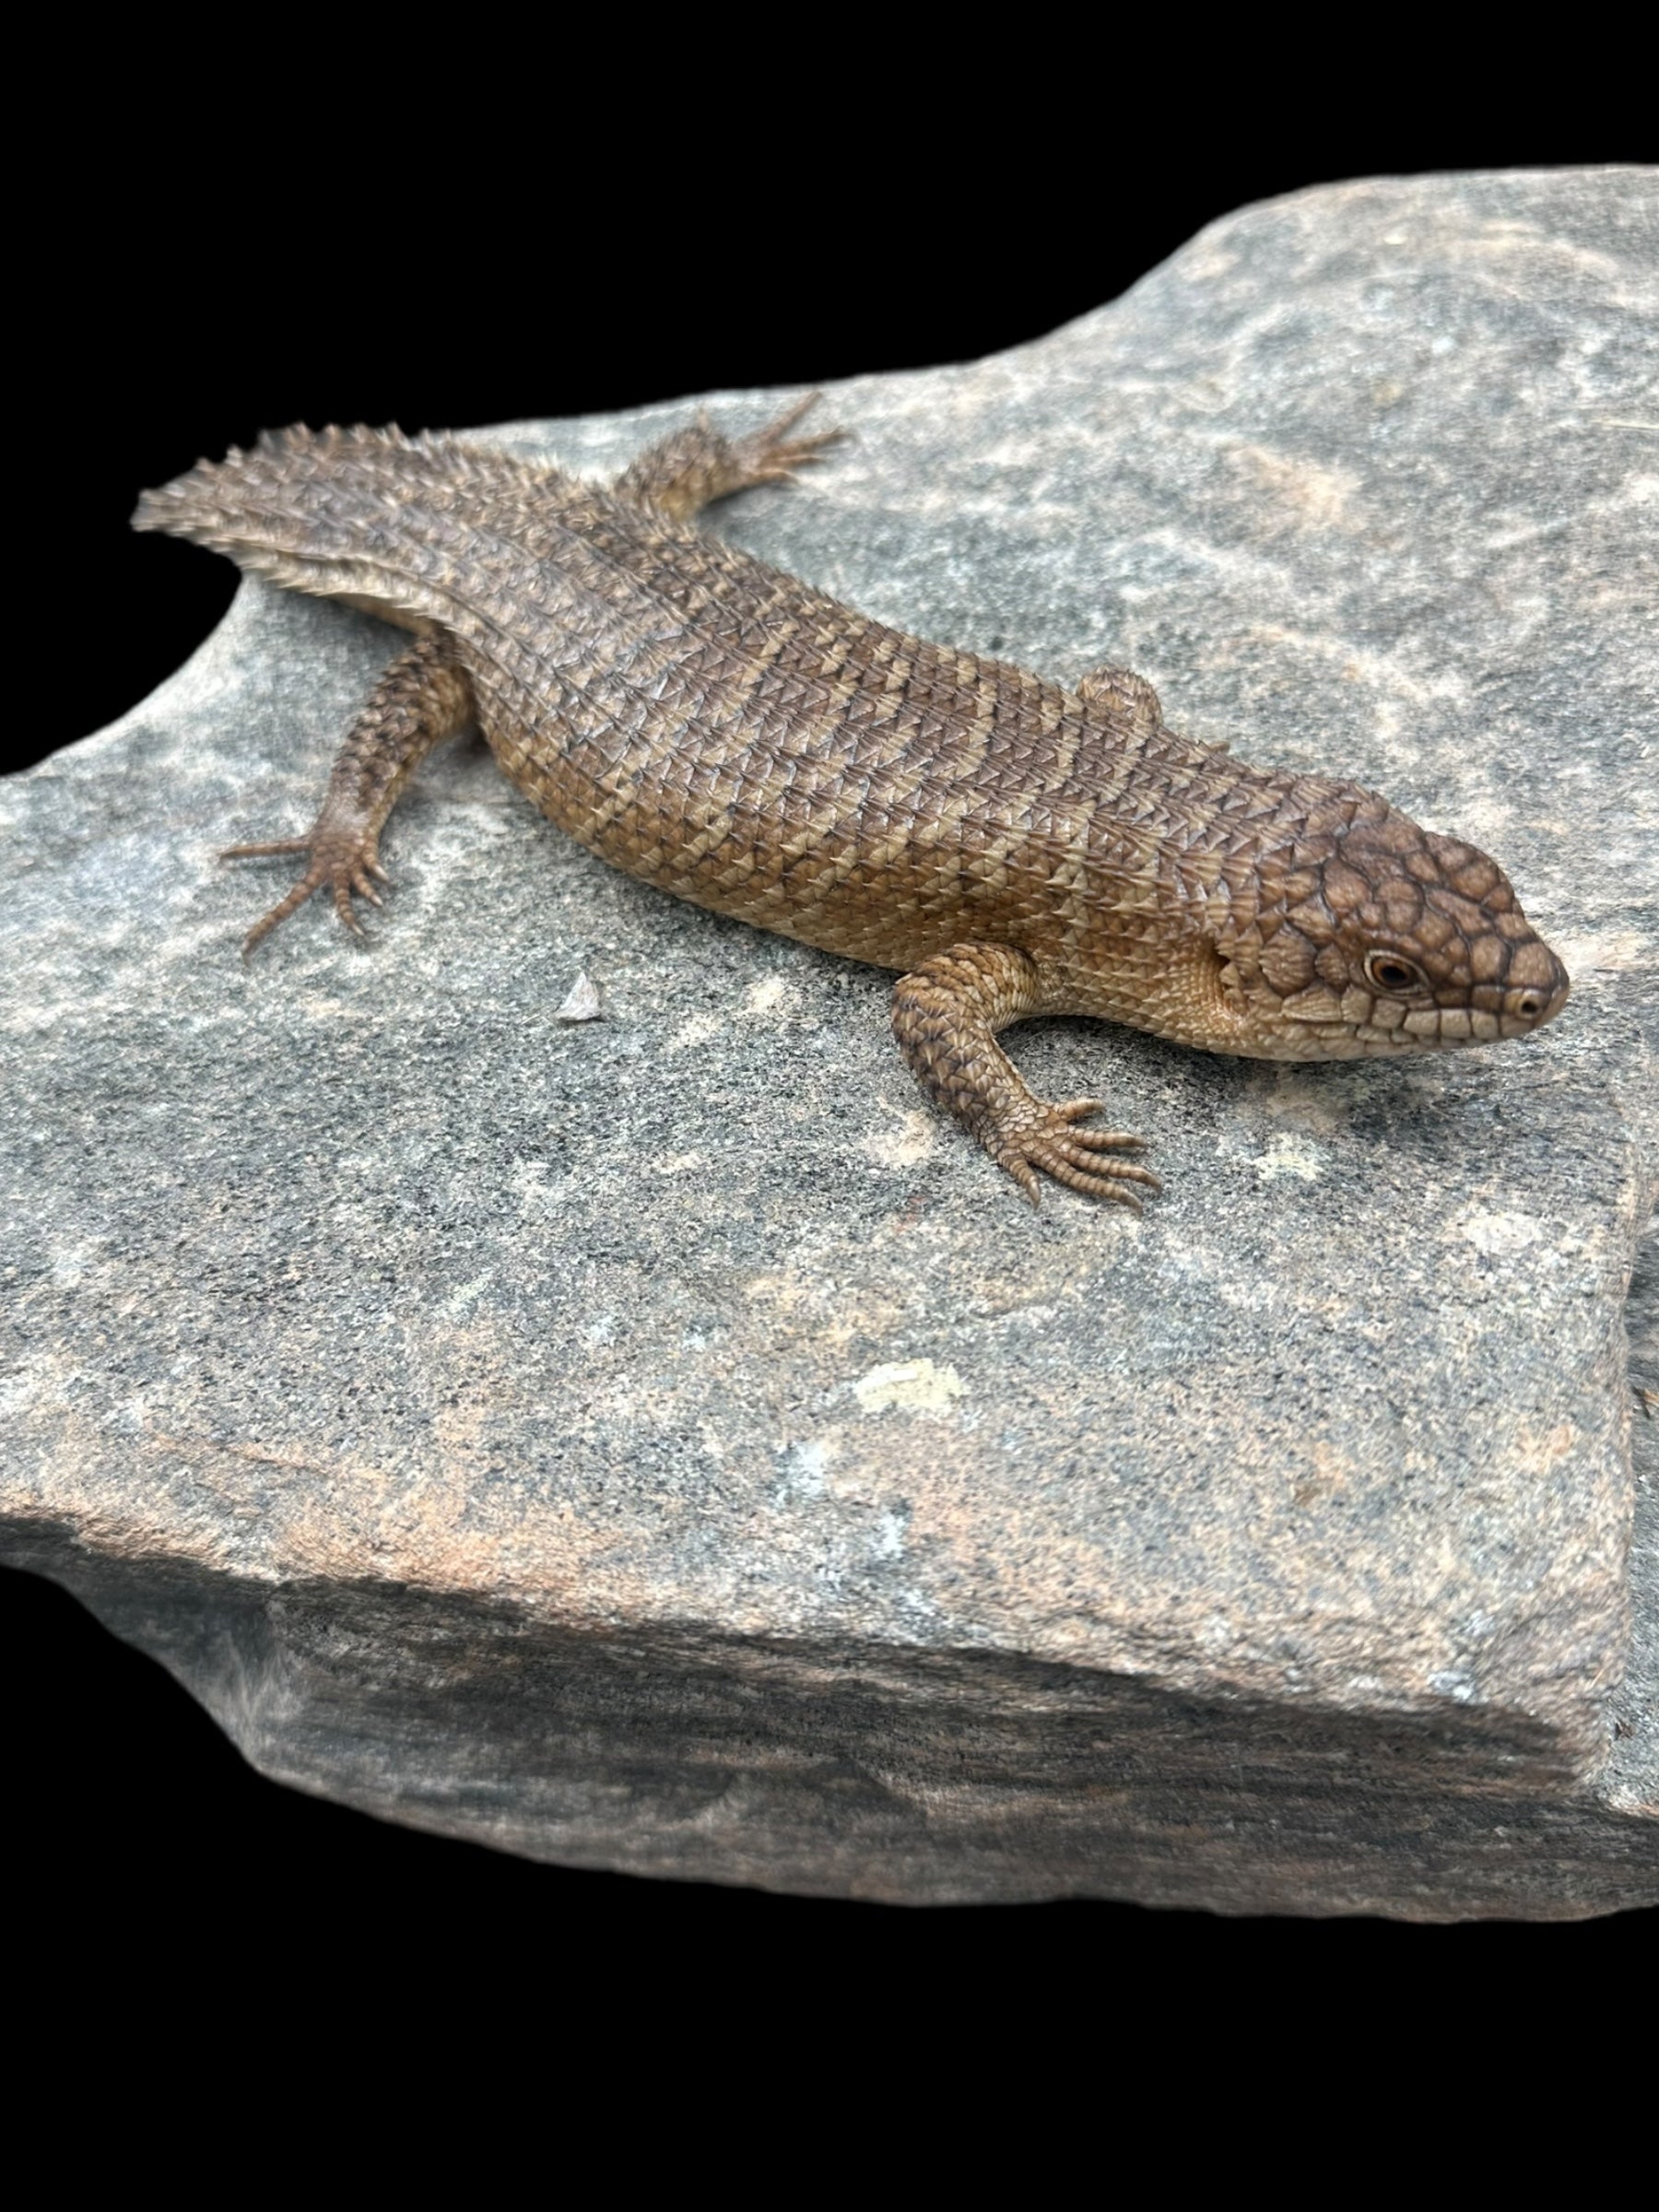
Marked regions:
[1363,950,1430,996]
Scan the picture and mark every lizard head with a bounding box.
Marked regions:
[1216,799,1570,1058]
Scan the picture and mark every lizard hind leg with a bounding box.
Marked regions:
[223,632,474,957]
[890,944,1162,1209]
[612,394,844,524]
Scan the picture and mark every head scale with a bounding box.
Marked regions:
[1218,793,1570,1058]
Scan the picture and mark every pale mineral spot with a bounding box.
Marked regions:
[1457,1209,1546,1257]
[669,1011,721,1050]
[869,1508,907,1559]
[773,1438,830,1499]
[860,1109,938,1169]
[1257,1074,1349,1137]
[441,1270,495,1320]
[1553,928,1646,982]
[510,1159,563,1217]
[50,1237,103,1289]
[1253,1134,1328,1182]
[1228,441,1361,535]
[852,1359,966,1416]
[746,976,795,1016]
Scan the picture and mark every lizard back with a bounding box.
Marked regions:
[135,424,1296,1020]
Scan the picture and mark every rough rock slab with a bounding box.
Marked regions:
[4,167,1655,1916]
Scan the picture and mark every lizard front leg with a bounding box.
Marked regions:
[223,632,474,955]
[891,944,1161,1208]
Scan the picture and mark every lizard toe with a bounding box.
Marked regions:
[738,394,847,483]
[241,865,329,958]
[1049,1100,1151,1150]
[221,836,312,860]
[997,1114,1160,1207]
[228,818,390,953]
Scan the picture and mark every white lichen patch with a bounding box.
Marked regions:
[510,1159,565,1218]
[859,1109,938,1168]
[669,1011,722,1051]
[441,1270,496,1321]
[1252,1135,1328,1182]
[852,1359,965,1415]
[745,976,796,1017]
[1456,1209,1546,1258]
[773,1438,831,1500]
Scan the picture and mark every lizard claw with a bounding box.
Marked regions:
[994,1100,1160,1209]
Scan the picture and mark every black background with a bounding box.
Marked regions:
[11,45,1653,2020]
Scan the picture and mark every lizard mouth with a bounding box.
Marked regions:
[1214,947,1570,1058]
[1263,966,1570,1055]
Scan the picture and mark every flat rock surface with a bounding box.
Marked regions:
[4,167,1655,1914]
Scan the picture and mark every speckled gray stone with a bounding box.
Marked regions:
[4,167,1655,1916]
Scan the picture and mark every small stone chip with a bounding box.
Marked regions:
[555,972,602,1022]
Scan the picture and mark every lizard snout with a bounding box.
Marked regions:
[1500,946,1571,1038]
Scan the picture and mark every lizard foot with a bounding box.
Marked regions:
[992,1099,1162,1210]
[221,817,391,957]
[725,393,846,488]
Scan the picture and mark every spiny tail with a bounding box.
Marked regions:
[133,422,566,622]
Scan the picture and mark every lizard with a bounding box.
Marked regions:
[133,396,1571,1208]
